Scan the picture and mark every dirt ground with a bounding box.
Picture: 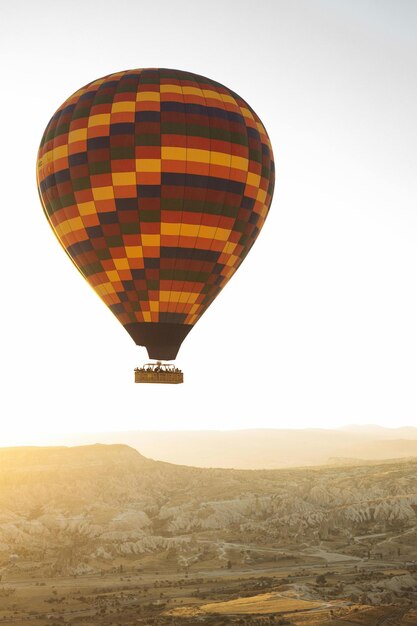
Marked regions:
[0,553,416,625]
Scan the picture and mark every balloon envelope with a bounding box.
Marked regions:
[37,69,275,360]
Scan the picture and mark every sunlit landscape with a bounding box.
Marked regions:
[0,434,417,624]
[2,0,417,623]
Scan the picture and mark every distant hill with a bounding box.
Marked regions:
[44,425,417,469]
[0,443,148,470]
[338,424,417,438]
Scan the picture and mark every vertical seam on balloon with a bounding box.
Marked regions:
[256,114,273,239]
[126,69,144,326]
[199,80,233,317]
[37,111,61,239]
[52,97,115,335]
[76,80,114,313]
[199,87,235,315]
[156,68,162,326]
[198,90,248,314]
[192,83,234,320]
[104,71,125,322]
[50,107,71,240]
[52,104,94,282]
[111,71,130,322]
[37,109,86,282]
[236,107,272,273]
[216,95,254,295]
[85,75,121,321]
[81,80,117,314]
[63,95,92,278]
[158,68,169,321]
[177,76,231,323]
[173,73,212,320]
[165,69,187,322]
[181,74,235,324]
[134,68,148,325]
[121,69,144,326]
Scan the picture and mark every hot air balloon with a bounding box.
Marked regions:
[37,69,275,383]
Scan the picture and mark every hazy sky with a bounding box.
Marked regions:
[1,0,417,444]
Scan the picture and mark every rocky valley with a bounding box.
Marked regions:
[0,444,416,624]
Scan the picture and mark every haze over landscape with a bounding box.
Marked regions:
[30,425,417,469]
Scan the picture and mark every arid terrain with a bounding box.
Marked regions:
[0,444,416,625]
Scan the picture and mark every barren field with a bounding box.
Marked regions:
[1,561,416,625]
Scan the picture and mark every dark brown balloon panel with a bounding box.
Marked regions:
[37,69,275,359]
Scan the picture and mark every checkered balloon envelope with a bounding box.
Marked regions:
[37,69,275,362]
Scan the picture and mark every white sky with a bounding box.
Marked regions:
[1,0,417,444]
